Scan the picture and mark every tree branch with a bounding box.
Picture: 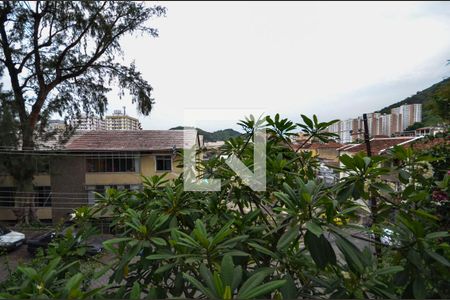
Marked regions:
[54,1,108,79]
[0,6,27,124]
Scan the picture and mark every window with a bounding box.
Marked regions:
[0,187,15,207]
[36,158,50,174]
[35,186,51,207]
[0,186,51,207]
[86,153,140,172]
[156,155,172,171]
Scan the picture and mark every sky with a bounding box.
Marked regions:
[107,1,450,131]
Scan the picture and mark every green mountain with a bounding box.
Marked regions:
[169,126,242,142]
[377,77,450,126]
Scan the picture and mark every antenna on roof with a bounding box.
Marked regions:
[123,106,126,116]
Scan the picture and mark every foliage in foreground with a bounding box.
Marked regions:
[0,115,449,299]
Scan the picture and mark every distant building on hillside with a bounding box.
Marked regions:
[64,107,142,131]
[48,120,66,131]
[105,109,141,130]
[71,115,106,131]
[414,127,444,137]
[327,103,422,143]
[391,103,422,131]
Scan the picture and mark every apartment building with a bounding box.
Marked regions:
[380,114,392,137]
[48,120,66,131]
[0,130,202,222]
[327,103,422,143]
[105,110,141,130]
[391,104,422,131]
[66,108,142,131]
[71,115,106,131]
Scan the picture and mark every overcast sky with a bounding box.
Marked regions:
[108,1,450,131]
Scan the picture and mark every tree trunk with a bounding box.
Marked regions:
[11,131,40,225]
[12,178,39,225]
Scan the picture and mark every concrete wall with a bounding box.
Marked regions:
[0,152,185,222]
[51,155,87,223]
[0,174,52,221]
[0,207,52,221]
[317,148,340,162]
[0,174,51,187]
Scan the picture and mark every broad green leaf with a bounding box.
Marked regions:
[150,237,167,246]
[65,273,83,292]
[301,114,314,129]
[155,263,175,274]
[210,220,234,246]
[238,269,273,298]
[334,234,365,274]
[183,273,216,299]
[199,264,217,297]
[223,286,232,300]
[304,231,336,269]
[17,267,37,280]
[224,250,250,257]
[414,209,439,221]
[370,285,397,299]
[425,231,450,240]
[425,249,450,267]
[213,271,224,298]
[130,282,141,299]
[239,280,286,299]
[371,182,394,194]
[280,274,297,300]
[217,235,248,249]
[339,154,355,169]
[248,242,279,259]
[413,277,426,299]
[221,255,234,287]
[374,266,404,276]
[193,220,210,248]
[306,221,323,237]
[277,226,299,250]
[231,265,243,291]
[146,253,176,260]
[103,237,132,246]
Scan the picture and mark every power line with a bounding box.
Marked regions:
[0,191,99,195]
[0,150,151,157]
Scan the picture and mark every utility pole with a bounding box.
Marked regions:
[362,113,372,157]
[362,113,381,259]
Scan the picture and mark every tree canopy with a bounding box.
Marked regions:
[0,1,165,149]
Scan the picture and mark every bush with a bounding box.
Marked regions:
[2,115,449,299]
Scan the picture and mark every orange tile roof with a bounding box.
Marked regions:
[294,142,343,150]
[410,137,449,152]
[341,136,420,156]
[64,130,198,151]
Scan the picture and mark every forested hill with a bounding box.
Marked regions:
[377,77,450,125]
[169,126,241,142]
